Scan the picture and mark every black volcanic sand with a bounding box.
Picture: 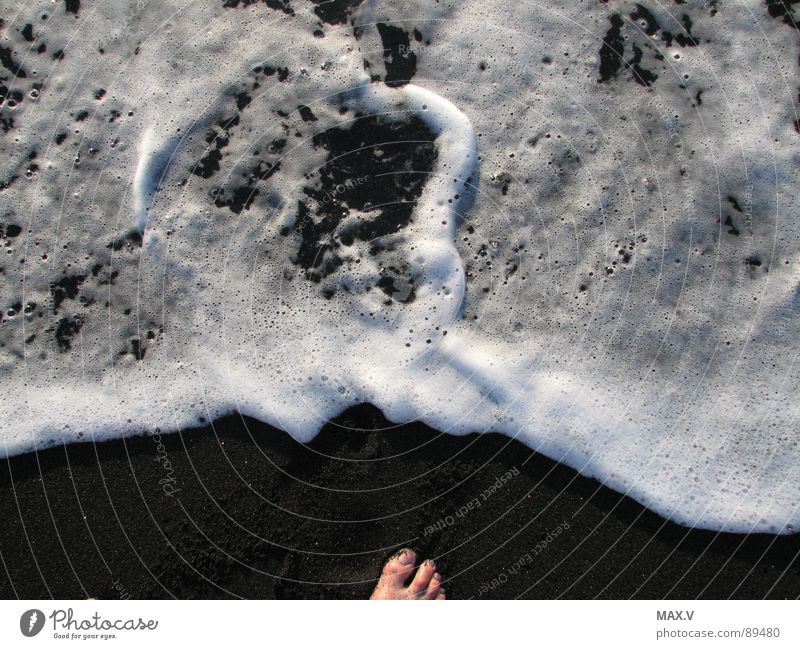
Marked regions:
[1,404,799,599]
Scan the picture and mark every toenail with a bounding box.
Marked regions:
[433,572,441,581]
[396,549,415,565]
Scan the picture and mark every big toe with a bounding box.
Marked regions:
[370,549,416,598]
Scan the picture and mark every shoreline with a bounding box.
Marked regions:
[1,404,798,599]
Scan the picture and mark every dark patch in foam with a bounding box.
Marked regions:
[55,315,83,351]
[377,268,416,303]
[297,104,318,121]
[267,138,286,153]
[193,131,229,179]
[2,223,22,237]
[694,89,703,107]
[190,67,289,212]
[0,46,27,78]
[51,274,86,313]
[246,158,281,185]
[1,87,24,108]
[763,2,799,135]
[765,1,798,30]
[628,44,658,86]
[598,14,625,82]
[597,12,659,86]
[745,255,762,267]
[236,92,251,111]
[630,4,659,36]
[213,185,259,214]
[661,14,700,47]
[128,338,146,361]
[264,65,289,82]
[222,0,294,14]
[0,174,18,190]
[309,0,364,25]
[728,196,743,213]
[107,230,143,251]
[289,113,438,290]
[376,23,417,87]
[724,214,740,237]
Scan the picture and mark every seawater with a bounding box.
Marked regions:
[0,0,798,533]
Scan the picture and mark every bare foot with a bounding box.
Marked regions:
[370,549,446,600]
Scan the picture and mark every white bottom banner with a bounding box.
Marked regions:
[0,600,796,648]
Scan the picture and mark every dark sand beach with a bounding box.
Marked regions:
[1,405,798,599]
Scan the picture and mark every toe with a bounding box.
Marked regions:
[421,572,443,599]
[436,589,446,600]
[376,549,416,590]
[408,558,437,598]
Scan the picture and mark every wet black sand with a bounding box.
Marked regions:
[1,404,798,599]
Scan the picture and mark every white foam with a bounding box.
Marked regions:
[0,0,798,534]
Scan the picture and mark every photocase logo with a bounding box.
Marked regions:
[20,609,45,637]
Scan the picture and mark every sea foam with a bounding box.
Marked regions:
[0,0,798,534]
